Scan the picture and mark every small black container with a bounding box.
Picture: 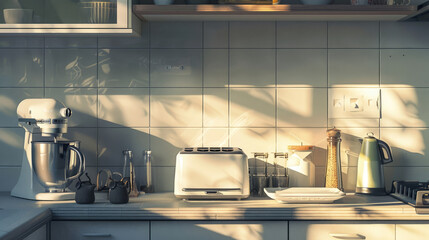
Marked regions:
[75,173,96,204]
[109,179,130,204]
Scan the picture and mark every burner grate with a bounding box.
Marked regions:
[391,181,429,207]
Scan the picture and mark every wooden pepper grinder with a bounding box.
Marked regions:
[325,127,343,190]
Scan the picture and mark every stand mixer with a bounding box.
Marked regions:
[11,98,86,200]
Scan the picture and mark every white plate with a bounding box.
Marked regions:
[264,187,345,204]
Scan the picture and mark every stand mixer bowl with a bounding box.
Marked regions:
[32,141,85,192]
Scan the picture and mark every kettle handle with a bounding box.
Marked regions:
[378,140,393,164]
[67,146,86,181]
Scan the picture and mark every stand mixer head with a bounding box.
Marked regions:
[11,98,85,200]
[17,98,71,138]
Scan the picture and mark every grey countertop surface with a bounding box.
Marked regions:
[1,191,429,239]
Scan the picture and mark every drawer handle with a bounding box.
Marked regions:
[82,233,112,238]
[329,233,366,239]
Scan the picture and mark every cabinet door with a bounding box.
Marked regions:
[396,222,429,239]
[23,224,46,240]
[289,221,395,240]
[51,221,149,240]
[151,221,288,240]
[0,0,128,28]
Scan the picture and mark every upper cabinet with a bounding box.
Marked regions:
[0,0,140,34]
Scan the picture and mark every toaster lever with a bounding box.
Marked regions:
[206,190,219,194]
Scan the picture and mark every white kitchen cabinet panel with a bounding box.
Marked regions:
[51,221,149,240]
[289,221,395,240]
[396,222,429,239]
[23,224,46,240]
[151,221,288,240]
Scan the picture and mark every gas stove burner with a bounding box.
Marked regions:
[391,181,429,208]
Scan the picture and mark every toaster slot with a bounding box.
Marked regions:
[182,188,241,192]
[197,147,209,152]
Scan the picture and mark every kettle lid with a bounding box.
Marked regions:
[365,132,376,138]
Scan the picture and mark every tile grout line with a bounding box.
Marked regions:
[228,21,231,147]
[43,36,46,97]
[275,20,278,154]
[148,21,152,151]
[378,21,382,139]
[96,34,99,172]
[326,21,329,130]
[202,21,205,147]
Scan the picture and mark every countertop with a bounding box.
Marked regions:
[1,192,429,239]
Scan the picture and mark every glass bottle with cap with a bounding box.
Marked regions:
[325,127,343,190]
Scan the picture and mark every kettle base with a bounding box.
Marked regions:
[356,187,386,196]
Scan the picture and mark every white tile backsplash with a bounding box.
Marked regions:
[0,36,44,48]
[204,88,229,127]
[204,21,228,49]
[150,128,202,167]
[380,22,429,48]
[150,22,202,49]
[1,21,429,192]
[277,88,327,127]
[202,128,229,147]
[0,128,24,166]
[381,49,429,87]
[150,88,202,127]
[230,128,276,158]
[328,22,379,48]
[0,49,44,87]
[230,21,275,48]
[45,49,98,87]
[203,49,228,88]
[150,49,203,88]
[0,88,44,127]
[230,88,275,127]
[328,49,379,87]
[63,128,98,167]
[277,49,327,87]
[380,128,429,167]
[381,88,429,128]
[98,49,149,88]
[98,23,150,49]
[277,22,327,48]
[98,127,150,167]
[45,37,97,48]
[45,88,97,127]
[0,167,20,191]
[98,88,150,127]
[230,49,275,87]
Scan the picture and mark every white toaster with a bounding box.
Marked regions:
[174,147,250,200]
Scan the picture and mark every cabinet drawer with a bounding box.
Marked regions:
[51,221,149,240]
[151,221,288,240]
[396,222,429,239]
[289,221,394,240]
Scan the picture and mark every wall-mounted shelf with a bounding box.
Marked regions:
[133,4,419,21]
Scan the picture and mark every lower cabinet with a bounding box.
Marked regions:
[396,222,429,239]
[289,221,395,240]
[23,224,47,240]
[50,221,149,240]
[151,221,288,240]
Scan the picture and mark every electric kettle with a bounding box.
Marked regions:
[356,133,393,195]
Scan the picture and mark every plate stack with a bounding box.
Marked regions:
[80,1,117,23]
[264,187,345,203]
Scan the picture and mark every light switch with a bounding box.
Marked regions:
[328,88,380,119]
